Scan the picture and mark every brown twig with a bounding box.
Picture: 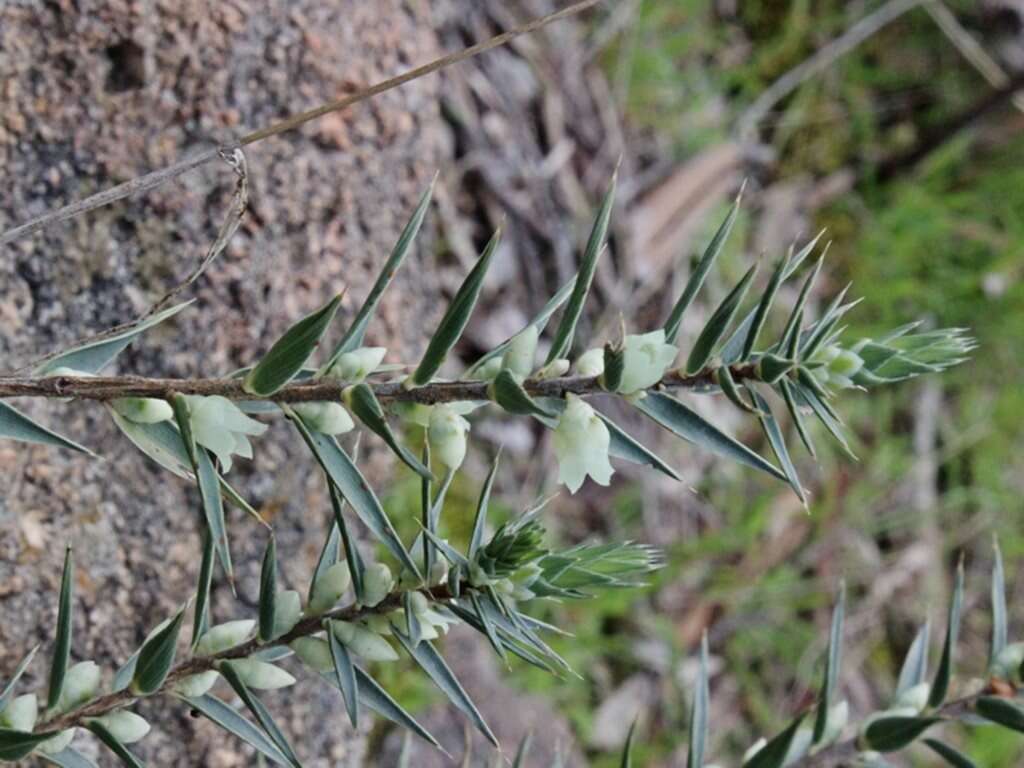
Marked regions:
[0,0,604,247]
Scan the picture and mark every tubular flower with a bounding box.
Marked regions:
[428,404,470,470]
[502,326,539,380]
[553,394,613,493]
[617,330,678,395]
[186,395,268,472]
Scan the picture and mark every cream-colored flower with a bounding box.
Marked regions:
[290,637,333,673]
[229,660,295,690]
[428,404,471,470]
[309,562,352,614]
[112,397,174,424]
[361,563,394,608]
[574,348,605,377]
[331,621,399,662]
[553,395,614,493]
[60,661,101,710]
[196,620,255,656]
[171,670,219,698]
[0,693,37,731]
[186,395,268,472]
[292,401,354,435]
[93,711,150,744]
[617,330,678,394]
[502,326,539,379]
[326,347,387,383]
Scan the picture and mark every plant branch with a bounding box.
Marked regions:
[0,0,604,247]
[0,365,753,405]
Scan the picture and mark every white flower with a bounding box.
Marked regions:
[472,356,504,381]
[292,402,354,435]
[535,358,570,380]
[617,330,678,394]
[196,620,255,656]
[502,326,539,379]
[428,404,470,470]
[171,670,219,698]
[575,348,605,377]
[327,347,387,383]
[331,621,399,662]
[37,729,75,755]
[112,397,174,424]
[93,711,150,744]
[290,637,333,673]
[361,563,394,607]
[0,693,37,731]
[186,395,267,472]
[228,660,295,690]
[553,395,613,493]
[309,562,352,614]
[61,661,101,710]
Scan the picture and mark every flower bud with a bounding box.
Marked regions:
[992,641,1024,681]
[228,659,296,690]
[331,621,399,662]
[37,729,75,755]
[171,670,219,698]
[196,620,255,656]
[503,326,539,379]
[392,401,434,426]
[272,590,302,639]
[112,397,174,424]
[473,356,504,382]
[61,661,101,710]
[893,681,930,712]
[535,359,569,380]
[553,394,614,493]
[575,348,605,378]
[327,347,387,383]
[428,560,448,587]
[361,563,394,608]
[186,395,267,472]
[290,637,334,673]
[93,711,151,744]
[0,693,37,731]
[364,614,393,636]
[428,405,470,471]
[829,350,864,378]
[291,402,354,435]
[407,591,430,616]
[617,330,678,394]
[309,562,352,614]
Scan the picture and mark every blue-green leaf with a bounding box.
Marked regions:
[490,370,555,417]
[741,713,806,768]
[192,531,216,650]
[862,716,942,752]
[39,747,99,768]
[344,383,432,480]
[748,388,806,505]
[310,523,342,605]
[0,728,59,761]
[924,739,978,768]
[351,666,443,751]
[929,558,964,708]
[329,483,365,602]
[976,696,1024,733]
[468,452,501,559]
[326,620,359,729]
[687,633,709,768]
[47,545,74,709]
[620,719,638,768]
[258,536,278,642]
[180,694,288,765]
[742,255,788,359]
[686,264,757,374]
[85,720,146,768]
[219,662,302,768]
[896,621,931,698]
[0,402,93,455]
[813,582,846,744]
[0,644,38,714]
[131,606,185,695]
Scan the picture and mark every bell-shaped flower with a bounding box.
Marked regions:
[112,397,174,424]
[428,404,471,471]
[553,395,614,493]
[93,711,151,744]
[186,395,268,472]
[292,401,354,435]
[326,347,387,383]
[617,330,678,395]
[574,348,605,378]
[502,326,539,379]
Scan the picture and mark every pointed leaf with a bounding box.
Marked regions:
[131,607,185,695]
[779,378,816,458]
[976,696,1024,733]
[742,255,788,359]
[344,383,432,480]
[929,558,964,708]
[0,728,59,760]
[471,592,508,665]
[512,734,532,768]
[329,483,365,602]
[687,633,709,768]
[40,747,100,768]
[491,370,555,417]
[896,621,931,698]
[0,644,38,714]
[326,621,359,729]
[47,545,74,709]
[110,412,190,477]
[748,388,806,505]
[862,716,942,752]
[686,264,757,374]
[181,693,288,765]
[351,666,443,750]
[813,582,846,743]
[310,523,342,604]
[469,452,501,559]
[742,713,807,768]
[991,538,1007,668]
[220,662,302,768]
[86,720,145,768]
[0,402,93,455]
[924,739,978,768]
[620,719,637,768]
[192,532,216,650]
[258,536,278,642]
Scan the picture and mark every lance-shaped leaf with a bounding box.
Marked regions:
[0,402,93,455]
[344,384,432,480]
[402,592,425,647]
[747,388,806,505]
[0,728,59,761]
[329,483,366,602]
[635,392,786,482]
[244,293,343,396]
[47,546,74,710]
[392,629,498,748]
[289,410,421,579]
[110,413,190,478]
[192,532,216,650]
[862,716,943,752]
[686,264,757,374]
[326,622,359,729]
[258,536,278,642]
[410,228,501,386]
[0,644,38,713]
[310,523,342,605]
[545,173,617,363]
[924,739,978,768]
[976,696,1024,733]
[131,606,185,695]
[620,719,637,768]
[929,557,964,708]
[687,633,709,768]
[742,255,788,359]
[779,378,816,458]
[778,255,825,360]
[85,720,145,768]
[39,747,100,768]
[419,442,434,576]
[789,380,855,459]
[990,537,1007,669]
[665,188,742,345]
[35,301,193,375]
[813,582,846,744]
[468,452,501,559]
[512,734,532,768]
[490,370,555,417]
[350,666,443,751]
[896,621,931,698]
[471,592,508,665]
[742,713,806,768]
[219,662,302,768]
[320,177,436,372]
[180,693,288,765]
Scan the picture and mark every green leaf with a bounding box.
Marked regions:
[109,413,190,477]
[392,630,498,748]
[419,442,435,576]
[411,228,501,385]
[490,370,555,417]
[131,606,185,695]
[742,713,806,768]
[0,728,58,760]
[289,411,421,579]
[326,622,359,729]
[924,739,978,768]
[789,380,855,459]
[468,452,501,559]
[349,666,443,751]
[665,189,742,345]
[687,633,709,768]
[976,696,1024,733]
[220,662,302,768]
[344,383,432,480]
[47,545,74,709]
[813,582,846,744]
[86,720,145,768]
[545,173,616,363]
[896,621,931,698]
[991,537,1007,669]
[929,558,964,708]
[0,402,93,455]
[862,716,942,752]
[778,378,816,459]
[191,531,216,650]
[748,388,806,505]
[39,747,99,768]
[244,293,343,396]
[620,719,637,768]
[329,483,366,602]
[635,391,786,482]
[742,255,788,359]
[403,591,425,647]
[471,592,508,665]
[686,264,757,374]
[0,644,38,714]
[180,694,289,765]
[320,177,436,372]
[310,523,342,605]
[512,734,532,768]
[35,301,192,375]
[258,536,278,642]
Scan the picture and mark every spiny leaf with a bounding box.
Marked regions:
[0,402,93,455]
[687,633,709,768]
[545,173,616,363]
[779,254,825,359]
[896,620,931,698]
[220,662,302,768]
[620,719,637,768]
[747,387,806,505]
[310,522,342,605]
[350,666,444,751]
[469,452,501,559]
[490,369,555,417]
[742,255,788,359]
[813,582,846,744]
[471,592,508,665]
[326,621,359,729]
[411,227,501,385]
[686,263,757,374]
[258,536,278,642]
[344,383,432,480]
[741,712,806,768]
[191,531,216,650]
[0,644,38,714]
[131,606,185,695]
[778,378,816,459]
[665,188,742,345]
[244,293,343,396]
[47,545,74,710]
[86,720,146,768]
[976,696,1024,733]
[512,734,532,768]
[180,694,289,765]
[862,716,942,752]
[924,739,978,768]
[929,557,964,708]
